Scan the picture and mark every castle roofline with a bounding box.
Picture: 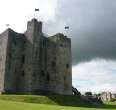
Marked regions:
[0,28,12,35]
[0,28,24,37]
[50,33,67,38]
[49,33,70,40]
[0,28,13,38]
[31,18,38,22]
[27,18,42,25]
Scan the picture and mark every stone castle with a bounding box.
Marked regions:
[0,18,72,95]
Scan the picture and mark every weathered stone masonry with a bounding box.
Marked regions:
[0,18,72,95]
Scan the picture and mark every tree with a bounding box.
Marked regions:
[85,92,92,96]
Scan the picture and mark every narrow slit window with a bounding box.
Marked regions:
[60,44,63,47]
[22,55,25,64]
[22,71,25,77]
[41,70,45,76]
[51,61,56,67]
[66,64,69,68]
[13,39,16,46]
[47,74,50,81]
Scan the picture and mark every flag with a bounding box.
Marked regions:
[35,9,39,11]
[65,26,69,29]
[6,24,9,27]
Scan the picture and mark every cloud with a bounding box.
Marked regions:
[72,59,116,93]
[0,0,58,33]
[43,0,116,64]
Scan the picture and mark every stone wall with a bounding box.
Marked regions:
[24,19,43,92]
[0,30,9,92]
[0,18,72,95]
[46,33,72,95]
[4,29,25,93]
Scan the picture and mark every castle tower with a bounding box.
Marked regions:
[24,18,43,92]
[0,29,25,93]
[46,33,72,95]
[0,30,9,93]
[55,34,72,95]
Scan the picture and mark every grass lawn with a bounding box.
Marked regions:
[0,95,115,110]
[0,100,116,110]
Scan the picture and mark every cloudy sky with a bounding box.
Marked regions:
[0,0,116,93]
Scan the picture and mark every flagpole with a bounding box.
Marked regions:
[64,26,69,36]
[34,8,40,19]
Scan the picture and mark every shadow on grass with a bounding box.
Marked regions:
[0,94,116,109]
[47,95,116,109]
[97,103,116,109]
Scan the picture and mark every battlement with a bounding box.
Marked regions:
[26,18,42,34]
[50,33,68,39]
[48,33,70,44]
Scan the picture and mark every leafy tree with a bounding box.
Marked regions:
[85,92,92,96]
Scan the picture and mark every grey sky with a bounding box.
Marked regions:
[43,0,116,92]
[44,0,116,64]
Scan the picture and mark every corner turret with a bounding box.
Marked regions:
[25,18,42,43]
[27,18,42,33]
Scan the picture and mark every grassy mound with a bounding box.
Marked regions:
[0,99,116,110]
[0,95,94,107]
[0,95,116,110]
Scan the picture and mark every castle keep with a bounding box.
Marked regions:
[0,18,72,95]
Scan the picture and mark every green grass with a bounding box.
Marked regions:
[0,100,115,110]
[0,95,115,110]
[0,95,91,107]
